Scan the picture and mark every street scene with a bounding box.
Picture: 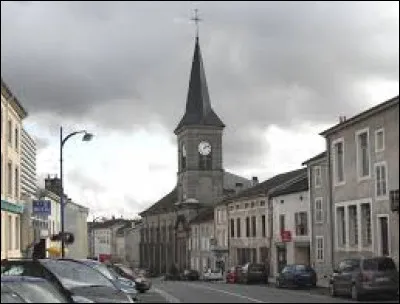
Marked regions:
[1,1,399,303]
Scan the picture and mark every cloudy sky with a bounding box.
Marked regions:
[1,1,398,220]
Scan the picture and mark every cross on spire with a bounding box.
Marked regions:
[191,8,202,39]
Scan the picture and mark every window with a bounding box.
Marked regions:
[361,203,372,247]
[337,206,346,247]
[14,167,19,199]
[236,204,240,209]
[279,215,285,232]
[7,161,12,196]
[315,198,323,223]
[314,166,322,187]
[236,218,241,238]
[8,215,12,251]
[198,152,212,170]
[244,203,249,209]
[246,217,250,237]
[230,219,235,237]
[375,162,388,198]
[8,120,12,144]
[251,216,256,237]
[316,237,324,261]
[260,200,265,206]
[261,215,266,237]
[295,212,308,236]
[333,139,345,184]
[14,127,19,151]
[280,199,284,204]
[348,205,358,246]
[356,129,370,179]
[251,201,255,208]
[375,128,385,152]
[181,144,187,171]
[15,218,19,250]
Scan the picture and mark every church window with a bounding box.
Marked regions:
[181,144,187,171]
[198,152,212,170]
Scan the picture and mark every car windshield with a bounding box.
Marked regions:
[295,265,307,272]
[93,264,118,280]
[363,258,397,271]
[1,281,68,303]
[41,260,115,290]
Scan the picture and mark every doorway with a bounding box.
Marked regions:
[277,246,287,273]
[378,215,389,256]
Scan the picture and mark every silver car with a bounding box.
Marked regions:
[329,257,399,301]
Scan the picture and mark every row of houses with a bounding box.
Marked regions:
[1,78,89,259]
[188,95,399,285]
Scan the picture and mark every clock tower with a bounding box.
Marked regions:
[174,36,225,206]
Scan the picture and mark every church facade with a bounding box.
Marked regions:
[138,36,251,274]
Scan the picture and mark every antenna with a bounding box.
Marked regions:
[190,8,202,39]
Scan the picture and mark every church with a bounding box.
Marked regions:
[138,32,252,274]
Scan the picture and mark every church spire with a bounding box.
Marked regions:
[174,10,225,134]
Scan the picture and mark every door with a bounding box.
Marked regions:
[379,216,389,256]
[277,246,287,274]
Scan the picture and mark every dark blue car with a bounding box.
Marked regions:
[276,264,317,288]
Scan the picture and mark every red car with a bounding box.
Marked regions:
[226,266,241,284]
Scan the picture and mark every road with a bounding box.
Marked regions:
[137,280,398,303]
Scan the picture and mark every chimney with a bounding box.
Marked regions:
[339,116,347,123]
[252,176,259,185]
[44,175,62,197]
[235,182,243,194]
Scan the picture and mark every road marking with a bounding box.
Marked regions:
[184,282,268,303]
[153,287,181,303]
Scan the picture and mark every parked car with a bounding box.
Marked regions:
[1,258,134,303]
[75,259,138,301]
[238,263,269,284]
[108,263,151,293]
[182,269,200,281]
[203,269,223,281]
[329,257,399,301]
[276,264,317,288]
[226,266,241,284]
[1,276,69,303]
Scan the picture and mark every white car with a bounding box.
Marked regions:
[202,269,223,281]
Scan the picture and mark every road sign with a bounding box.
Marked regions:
[32,200,51,215]
[281,230,292,242]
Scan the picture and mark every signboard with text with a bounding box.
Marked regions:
[32,200,51,216]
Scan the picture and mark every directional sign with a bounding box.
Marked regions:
[32,200,51,215]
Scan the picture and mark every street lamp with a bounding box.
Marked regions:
[60,126,94,258]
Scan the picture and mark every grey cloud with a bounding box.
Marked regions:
[66,169,106,194]
[1,1,398,170]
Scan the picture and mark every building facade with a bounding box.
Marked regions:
[270,174,310,276]
[65,200,89,259]
[125,222,142,268]
[302,151,333,286]
[320,96,399,268]
[20,128,37,199]
[1,79,28,259]
[189,208,215,277]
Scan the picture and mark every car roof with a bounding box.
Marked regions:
[1,276,48,283]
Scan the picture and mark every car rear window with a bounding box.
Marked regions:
[363,258,396,271]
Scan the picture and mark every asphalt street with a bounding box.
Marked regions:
[137,279,399,303]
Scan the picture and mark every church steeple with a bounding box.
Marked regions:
[174,34,225,134]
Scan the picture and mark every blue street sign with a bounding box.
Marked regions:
[32,200,51,215]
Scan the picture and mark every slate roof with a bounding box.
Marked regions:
[219,167,307,204]
[1,78,28,118]
[269,173,308,197]
[302,151,327,166]
[190,207,214,224]
[174,38,225,134]
[139,188,177,217]
[88,219,131,230]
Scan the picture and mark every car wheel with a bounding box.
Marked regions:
[351,285,361,301]
[329,283,337,297]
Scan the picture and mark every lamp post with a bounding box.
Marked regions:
[60,126,93,258]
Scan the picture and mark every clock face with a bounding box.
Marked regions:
[182,145,187,157]
[198,141,212,155]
